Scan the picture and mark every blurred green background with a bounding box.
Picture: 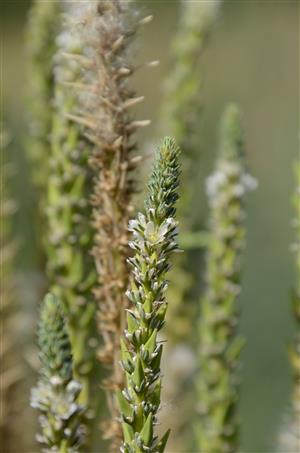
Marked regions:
[2,0,299,451]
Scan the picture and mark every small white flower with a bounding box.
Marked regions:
[206,171,226,199]
[242,173,258,192]
[50,375,63,386]
[157,222,169,238]
[289,243,299,253]
[167,344,196,379]
[56,30,76,52]
[144,221,155,238]
[233,184,245,197]
[128,219,139,231]
[66,380,81,394]
[138,212,147,227]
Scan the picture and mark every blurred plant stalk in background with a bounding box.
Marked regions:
[0,127,24,452]
[159,1,222,449]
[196,105,257,452]
[279,162,300,451]
[161,0,223,353]
[25,0,61,233]
[45,3,96,410]
[289,161,300,449]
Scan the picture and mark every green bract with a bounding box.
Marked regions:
[118,137,181,453]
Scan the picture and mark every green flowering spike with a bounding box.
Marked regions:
[25,0,61,191]
[45,6,96,407]
[31,294,86,452]
[118,137,181,453]
[195,105,257,452]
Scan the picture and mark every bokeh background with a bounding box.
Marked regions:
[2,0,299,451]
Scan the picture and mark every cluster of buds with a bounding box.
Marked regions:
[117,137,181,453]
